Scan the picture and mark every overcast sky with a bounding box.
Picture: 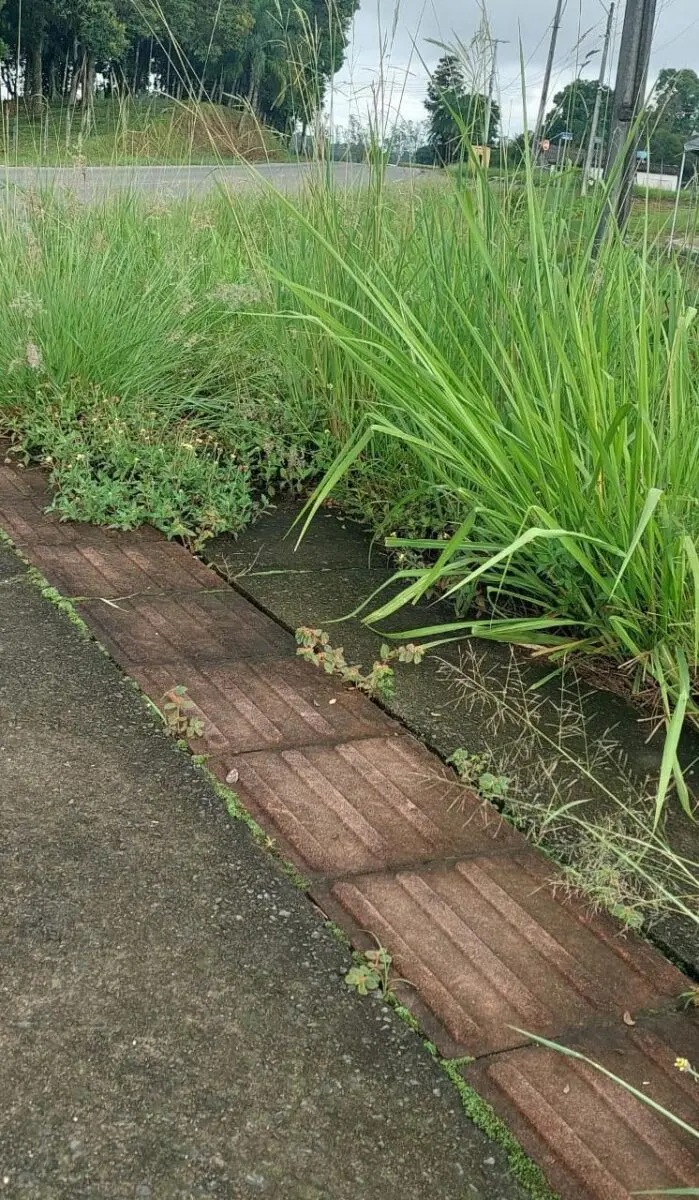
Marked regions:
[329,0,699,135]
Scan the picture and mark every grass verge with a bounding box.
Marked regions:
[1,96,283,166]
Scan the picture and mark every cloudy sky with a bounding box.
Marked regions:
[329,0,699,136]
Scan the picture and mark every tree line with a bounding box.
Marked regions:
[424,53,699,173]
[540,67,699,171]
[0,0,358,131]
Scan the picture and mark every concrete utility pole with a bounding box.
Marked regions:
[533,0,567,154]
[484,38,508,148]
[604,0,657,229]
[582,3,615,196]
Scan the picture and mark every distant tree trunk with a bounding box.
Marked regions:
[66,49,82,146]
[247,79,259,114]
[132,39,140,95]
[1,63,15,99]
[61,45,71,98]
[68,48,81,107]
[48,57,58,102]
[27,36,44,115]
[80,57,96,137]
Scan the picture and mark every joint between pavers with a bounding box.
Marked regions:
[72,584,231,605]
[214,727,404,761]
[307,844,523,888]
[461,1000,696,1068]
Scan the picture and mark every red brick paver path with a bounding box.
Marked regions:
[2,458,697,1200]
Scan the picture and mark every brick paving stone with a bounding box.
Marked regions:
[0,495,162,549]
[322,857,689,1057]
[0,498,69,546]
[227,736,520,877]
[76,590,295,670]
[131,659,398,756]
[0,462,52,503]
[25,540,224,599]
[465,1012,699,1200]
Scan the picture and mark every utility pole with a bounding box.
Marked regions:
[484,38,508,149]
[582,2,615,196]
[533,0,567,155]
[603,0,657,231]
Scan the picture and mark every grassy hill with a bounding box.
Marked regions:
[0,96,285,166]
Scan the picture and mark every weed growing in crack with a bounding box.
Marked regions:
[295,626,425,701]
[160,685,205,740]
[203,770,310,893]
[448,749,510,800]
[25,567,92,633]
[344,942,396,998]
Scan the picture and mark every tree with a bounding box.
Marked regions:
[0,0,50,110]
[543,78,614,148]
[653,68,699,137]
[425,53,500,163]
[0,0,357,128]
[648,68,699,170]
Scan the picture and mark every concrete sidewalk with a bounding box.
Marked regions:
[0,546,524,1200]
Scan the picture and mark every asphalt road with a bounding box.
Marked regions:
[0,161,417,201]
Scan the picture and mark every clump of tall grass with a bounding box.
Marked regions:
[276,163,699,821]
[0,191,332,542]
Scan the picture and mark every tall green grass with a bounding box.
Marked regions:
[0,190,332,543]
[271,167,699,820]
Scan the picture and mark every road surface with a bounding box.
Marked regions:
[0,162,418,202]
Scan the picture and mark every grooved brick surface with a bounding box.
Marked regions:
[0,463,52,502]
[323,858,688,1057]
[465,1014,699,1200]
[228,736,520,876]
[131,659,397,755]
[0,495,163,549]
[76,591,295,668]
[25,540,224,598]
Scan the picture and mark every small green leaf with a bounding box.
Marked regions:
[344,965,381,995]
